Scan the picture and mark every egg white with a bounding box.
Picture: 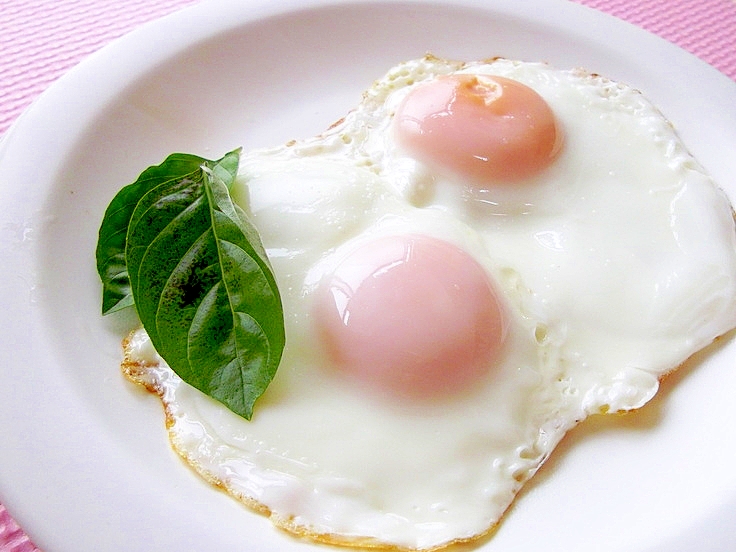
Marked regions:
[123,56,736,551]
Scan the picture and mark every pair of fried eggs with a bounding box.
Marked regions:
[124,56,736,551]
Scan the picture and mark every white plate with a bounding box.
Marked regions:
[1,0,735,550]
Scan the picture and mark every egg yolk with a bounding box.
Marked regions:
[394,74,563,183]
[313,235,507,398]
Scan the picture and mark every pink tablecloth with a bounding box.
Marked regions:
[1,0,735,550]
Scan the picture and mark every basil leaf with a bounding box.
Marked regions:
[96,153,210,314]
[98,149,285,420]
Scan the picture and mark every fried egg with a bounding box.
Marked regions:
[122,56,736,551]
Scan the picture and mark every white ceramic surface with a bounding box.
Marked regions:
[1,0,735,551]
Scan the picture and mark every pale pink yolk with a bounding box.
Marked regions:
[394,74,563,183]
[313,235,507,398]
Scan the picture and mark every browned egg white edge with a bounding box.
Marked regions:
[121,333,504,552]
[121,330,713,551]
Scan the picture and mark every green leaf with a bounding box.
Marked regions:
[97,149,285,420]
[96,153,210,314]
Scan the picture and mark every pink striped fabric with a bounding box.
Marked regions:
[0,508,38,552]
[578,0,736,78]
[1,0,735,550]
[0,0,199,135]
